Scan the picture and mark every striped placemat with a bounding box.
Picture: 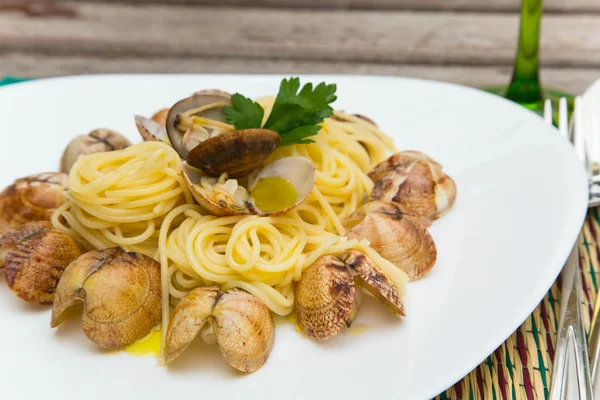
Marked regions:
[0,76,593,400]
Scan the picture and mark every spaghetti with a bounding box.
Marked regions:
[159,205,408,317]
[51,97,407,356]
[52,141,192,257]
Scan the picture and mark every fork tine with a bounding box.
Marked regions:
[544,99,553,126]
[574,96,588,165]
[559,97,569,138]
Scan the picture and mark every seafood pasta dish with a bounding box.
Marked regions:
[0,78,456,372]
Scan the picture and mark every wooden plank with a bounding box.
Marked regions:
[1,3,599,67]
[1,52,597,95]
[56,0,600,13]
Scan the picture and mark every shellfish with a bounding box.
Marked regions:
[164,287,275,372]
[295,250,404,340]
[182,156,315,217]
[51,247,161,350]
[369,151,457,219]
[166,92,280,178]
[0,221,83,304]
[346,201,437,280]
[0,172,67,236]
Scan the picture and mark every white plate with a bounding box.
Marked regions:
[0,75,588,400]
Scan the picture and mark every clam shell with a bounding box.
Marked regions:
[183,156,316,217]
[296,250,407,339]
[249,156,316,216]
[151,108,169,127]
[0,172,67,235]
[187,129,280,178]
[339,249,405,316]
[0,222,83,304]
[166,92,281,178]
[213,289,275,372]
[135,115,168,142]
[182,162,249,217]
[347,213,437,280]
[368,151,440,183]
[51,247,125,327]
[60,129,131,173]
[81,252,161,349]
[0,221,52,268]
[164,287,275,372]
[164,286,219,363]
[295,255,355,339]
[51,248,161,350]
[369,154,456,219]
[166,93,233,158]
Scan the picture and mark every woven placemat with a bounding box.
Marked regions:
[0,76,593,400]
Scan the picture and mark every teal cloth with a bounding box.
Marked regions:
[0,76,32,86]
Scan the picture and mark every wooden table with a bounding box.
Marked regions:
[1,0,600,95]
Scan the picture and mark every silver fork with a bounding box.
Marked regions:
[548,97,594,399]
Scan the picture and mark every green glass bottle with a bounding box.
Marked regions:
[484,0,573,118]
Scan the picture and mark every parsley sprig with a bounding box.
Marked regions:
[224,77,337,146]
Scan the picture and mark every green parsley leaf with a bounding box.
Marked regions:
[278,125,321,146]
[224,93,264,130]
[223,77,337,147]
[263,78,337,146]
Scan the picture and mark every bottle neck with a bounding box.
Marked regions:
[505,0,543,105]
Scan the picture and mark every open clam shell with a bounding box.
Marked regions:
[51,248,161,350]
[0,172,67,236]
[248,156,316,216]
[338,249,405,316]
[135,115,168,142]
[296,251,405,340]
[295,255,355,339]
[346,209,437,280]
[51,247,125,327]
[166,92,233,158]
[164,287,275,372]
[188,129,280,178]
[0,221,83,304]
[164,286,219,363]
[369,151,456,219]
[213,289,275,372]
[183,156,316,217]
[166,93,281,178]
[182,162,250,217]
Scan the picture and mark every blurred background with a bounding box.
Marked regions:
[1,0,598,95]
